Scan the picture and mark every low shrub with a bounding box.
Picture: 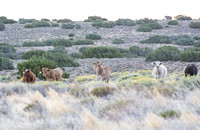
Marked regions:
[49,46,67,53]
[0,57,14,70]
[32,21,51,27]
[168,20,179,25]
[129,46,140,54]
[75,24,81,29]
[194,41,200,47]
[193,36,200,40]
[174,15,192,20]
[68,33,74,37]
[138,47,153,57]
[0,43,16,53]
[70,53,82,58]
[51,22,59,27]
[91,87,116,97]
[88,16,107,21]
[136,18,156,24]
[41,18,50,21]
[145,46,180,61]
[57,19,72,23]
[165,16,172,20]
[85,33,101,40]
[61,23,75,29]
[17,56,58,79]
[22,40,52,46]
[160,110,180,119]
[19,18,36,24]
[0,22,5,31]
[112,39,124,44]
[136,25,152,32]
[62,72,70,78]
[21,50,46,59]
[24,24,36,28]
[115,19,136,26]
[102,21,115,28]
[74,39,94,45]
[180,48,200,62]
[0,19,17,24]
[146,22,163,29]
[0,53,22,60]
[52,38,73,47]
[92,19,103,28]
[79,47,89,53]
[82,47,122,58]
[140,35,171,44]
[189,22,200,29]
[171,35,194,45]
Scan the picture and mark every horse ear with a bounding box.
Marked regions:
[47,69,50,72]
[160,62,163,65]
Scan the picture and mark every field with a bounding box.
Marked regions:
[1,16,200,129]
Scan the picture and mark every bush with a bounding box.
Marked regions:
[0,57,14,70]
[51,22,59,27]
[165,16,172,20]
[17,56,58,79]
[0,53,22,60]
[129,46,140,54]
[57,19,72,23]
[180,48,200,62]
[0,43,16,53]
[62,72,70,78]
[0,22,5,31]
[19,18,36,24]
[171,35,194,45]
[146,22,163,29]
[75,24,81,29]
[112,39,124,44]
[0,16,7,21]
[70,53,82,58]
[41,18,50,21]
[115,19,136,26]
[21,50,46,59]
[168,20,179,25]
[160,110,180,119]
[43,52,79,67]
[102,22,115,28]
[85,33,101,40]
[49,46,67,53]
[22,40,52,46]
[138,47,153,57]
[174,15,192,20]
[145,46,180,61]
[32,21,50,27]
[92,19,103,28]
[74,39,94,45]
[189,22,200,29]
[24,24,36,28]
[91,87,116,97]
[68,33,74,37]
[82,47,122,58]
[79,47,89,53]
[193,36,200,40]
[194,41,200,47]
[52,38,73,47]
[86,16,107,22]
[136,18,156,24]
[136,25,152,32]
[0,19,17,24]
[61,23,74,29]
[140,35,171,44]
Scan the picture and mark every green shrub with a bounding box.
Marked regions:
[19,18,36,24]
[129,46,140,54]
[43,52,79,67]
[0,43,16,53]
[17,56,57,79]
[102,21,115,28]
[62,72,70,78]
[82,47,122,58]
[91,87,116,97]
[0,16,7,21]
[136,18,156,24]
[92,19,103,28]
[51,22,59,27]
[136,25,152,32]
[146,22,163,29]
[70,53,82,58]
[85,33,101,40]
[165,16,172,20]
[24,24,36,28]
[168,20,179,25]
[57,19,72,23]
[86,16,107,22]
[189,22,200,29]
[61,23,74,29]
[0,53,22,60]
[0,57,14,70]
[115,19,136,26]
[175,15,192,20]
[22,40,52,47]
[140,35,171,44]
[194,41,200,47]
[41,18,50,21]
[68,33,75,37]
[138,47,153,57]
[79,47,89,53]
[160,110,180,119]
[171,35,194,45]
[49,46,67,53]
[75,24,81,29]
[74,39,94,45]
[0,19,17,24]
[193,36,200,40]
[52,38,73,47]
[32,21,50,27]
[145,46,180,61]
[84,19,93,22]
[180,48,200,62]
[21,50,46,59]
[0,22,5,31]
[112,39,124,44]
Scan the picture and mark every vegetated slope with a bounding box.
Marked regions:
[0,70,200,129]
